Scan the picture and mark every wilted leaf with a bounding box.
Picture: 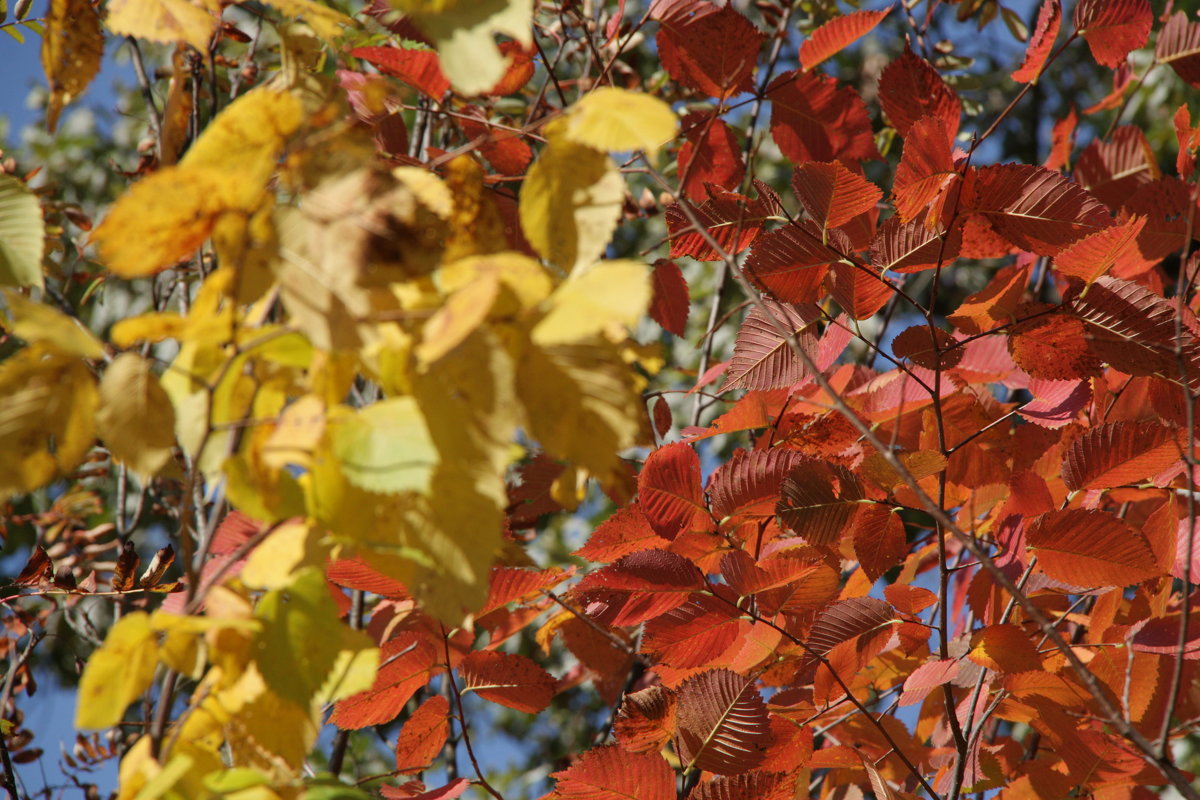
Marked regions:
[614,686,676,754]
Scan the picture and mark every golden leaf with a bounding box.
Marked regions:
[1,289,104,358]
[0,349,97,501]
[532,259,651,346]
[563,88,678,156]
[519,128,624,273]
[105,0,220,51]
[41,0,104,133]
[96,353,178,477]
[76,613,160,730]
[0,175,46,289]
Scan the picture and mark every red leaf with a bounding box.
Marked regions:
[675,669,771,775]
[576,550,703,626]
[459,115,533,176]
[776,460,866,546]
[643,592,741,668]
[489,41,535,96]
[331,633,441,729]
[964,164,1111,256]
[14,546,53,586]
[1068,276,1188,380]
[800,9,890,71]
[1054,214,1149,283]
[1011,0,1062,83]
[507,454,565,529]
[891,325,963,370]
[1156,12,1200,88]
[459,650,557,714]
[657,4,763,99]
[574,504,669,563]
[689,771,792,800]
[666,187,780,261]
[678,115,745,202]
[1018,377,1092,429]
[1073,126,1159,209]
[381,778,471,800]
[792,161,882,231]
[1028,508,1161,587]
[767,70,879,164]
[892,116,957,223]
[480,566,570,615]
[1175,104,1199,178]
[211,510,263,554]
[884,584,937,615]
[827,261,894,321]
[681,390,777,442]
[639,442,709,540]
[394,696,450,774]
[650,259,690,336]
[1044,106,1077,171]
[947,260,1030,334]
[900,658,960,706]
[551,744,674,800]
[878,48,960,140]
[1074,0,1152,68]
[743,222,840,304]
[852,505,906,582]
[805,596,896,663]
[1007,311,1103,381]
[723,300,822,391]
[1062,420,1183,491]
[708,447,806,530]
[327,558,411,599]
[870,214,962,274]
[352,46,449,99]
[614,686,677,754]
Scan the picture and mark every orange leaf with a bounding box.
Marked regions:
[551,744,674,800]
[638,442,709,540]
[792,161,882,231]
[878,48,960,140]
[394,696,450,774]
[968,624,1043,673]
[1061,420,1183,491]
[852,505,907,582]
[459,650,557,714]
[613,686,676,754]
[352,46,449,99]
[766,70,879,164]
[1074,0,1151,68]
[331,633,440,729]
[1027,508,1161,587]
[800,8,890,71]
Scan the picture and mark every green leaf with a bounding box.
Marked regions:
[0,175,44,288]
[330,397,438,494]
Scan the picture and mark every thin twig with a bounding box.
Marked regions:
[440,627,504,800]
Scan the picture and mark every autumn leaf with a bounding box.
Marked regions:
[614,686,676,754]
[657,3,763,99]
[562,88,677,155]
[1074,0,1151,68]
[675,668,771,775]
[394,696,450,774]
[800,9,890,72]
[0,176,46,289]
[1011,0,1062,83]
[398,0,534,96]
[105,0,220,52]
[459,650,557,713]
[723,300,822,391]
[792,161,882,232]
[96,353,177,477]
[41,0,103,133]
[1027,508,1161,587]
[328,398,438,494]
[532,260,650,345]
[638,442,710,540]
[76,612,159,730]
[550,744,674,800]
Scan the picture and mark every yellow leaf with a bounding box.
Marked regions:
[224,427,308,524]
[564,88,678,155]
[94,89,304,278]
[253,567,377,708]
[439,252,553,311]
[329,398,439,494]
[417,274,500,365]
[0,175,46,289]
[0,349,97,501]
[398,0,534,96]
[110,312,187,348]
[1,289,104,358]
[259,0,354,40]
[516,340,648,487]
[519,130,624,273]
[77,612,159,730]
[532,259,651,346]
[105,0,219,51]
[241,520,324,590]
[96,353,177,477]
[443,155,507,261]
[262,394,326,470]
[41,0,103,133]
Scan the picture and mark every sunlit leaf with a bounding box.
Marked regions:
[675,668,771,775]
[0,175,45,288]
